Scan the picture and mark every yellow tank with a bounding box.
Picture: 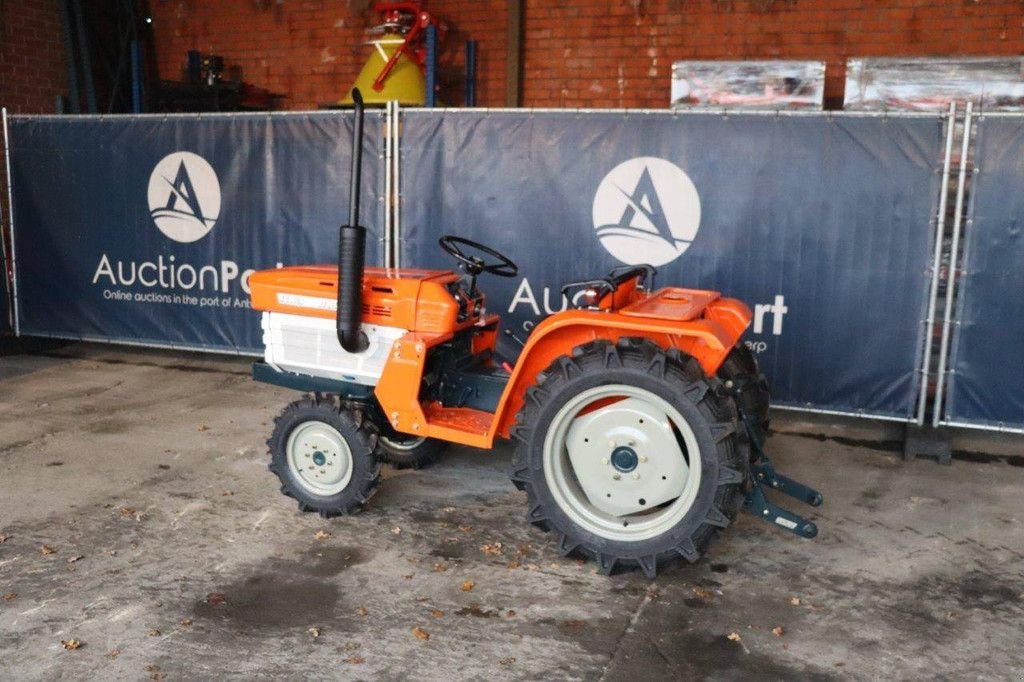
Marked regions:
[341,33,426,106]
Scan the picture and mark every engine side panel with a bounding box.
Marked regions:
[262,311,408,386]
[249,265,477,334]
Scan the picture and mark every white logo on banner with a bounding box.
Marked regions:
[147,152,221,243]
[591,157,700,267]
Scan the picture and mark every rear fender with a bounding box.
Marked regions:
[492,298,751,440]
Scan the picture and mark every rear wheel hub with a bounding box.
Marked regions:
[610,446,639,473]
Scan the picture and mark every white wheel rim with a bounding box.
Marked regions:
[543,384,703,542]
[286,421,354,496]
[379,434,427,452]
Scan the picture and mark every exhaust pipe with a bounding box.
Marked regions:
[337,88,369,353]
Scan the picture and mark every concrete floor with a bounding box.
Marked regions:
[1,343,1022,681]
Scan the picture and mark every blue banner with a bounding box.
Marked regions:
[8,112,384,353]
[942,116,1024,429]
[399,111,944,419]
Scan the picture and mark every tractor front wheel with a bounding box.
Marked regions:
[509,339,748,578]
[375,433,447,470]
[267,395,381,517]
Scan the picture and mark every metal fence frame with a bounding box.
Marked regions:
[4,105,986,426]
[933,102,975,427]
[934,108,1024,434]
[394,106,951,424]
[2,108,20,335]
[916,102,958,425]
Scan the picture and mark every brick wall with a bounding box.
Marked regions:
[0,0,68,114]
[148,0,1024,110]
[0,1,1020,113]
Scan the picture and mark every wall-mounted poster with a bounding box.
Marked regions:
[844,57,1024,111]
[671,60,825,109]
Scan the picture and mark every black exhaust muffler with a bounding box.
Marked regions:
[337,88,369,353]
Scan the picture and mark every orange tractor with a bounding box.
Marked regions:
[248,91,821,577]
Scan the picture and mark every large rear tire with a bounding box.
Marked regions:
[717,343,770,448]
[509,339,748,578]
[267,395,381,517]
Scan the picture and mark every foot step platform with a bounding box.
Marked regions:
[423,404,494,448]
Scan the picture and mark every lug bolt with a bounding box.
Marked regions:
[612,473,621,480]
[639,455,647,464]
[600,458,609,465]
[632,472,640,480]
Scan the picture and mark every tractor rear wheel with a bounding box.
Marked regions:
[375,433,447,470]
[717,343,771,448]
[267,395,381,517]
[509,339,749,578]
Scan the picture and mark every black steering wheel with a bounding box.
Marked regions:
[438,235,518,278]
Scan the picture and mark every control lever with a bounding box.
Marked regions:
[503,329,526,347]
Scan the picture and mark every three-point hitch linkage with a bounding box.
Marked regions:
[739,407,824,539]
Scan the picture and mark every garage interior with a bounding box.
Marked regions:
[2,1,1024,680]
